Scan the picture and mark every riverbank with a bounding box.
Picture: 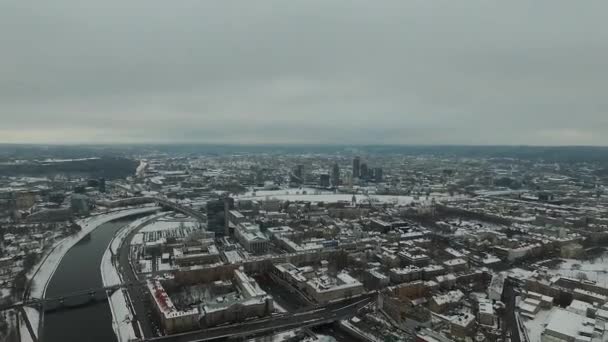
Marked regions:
[20,206,159,342]
[101,212,166,342]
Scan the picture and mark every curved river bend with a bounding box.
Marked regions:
[42,218,133,342]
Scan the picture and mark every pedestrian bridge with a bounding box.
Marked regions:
[0,281,145,313]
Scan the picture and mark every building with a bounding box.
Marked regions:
[14,191,37,210]
[363,268,390,290]
[331,163,340,187]
[227,210,246,227]
[380,282,432,329]
[442,258,468,273]
[373,167,383,182]
[200,270,274,327]
[304,271,364,303]
[422,265,447,280]
[234,222,269,254]
[398,251,431,267]
[147,279,200,334]
[353,156,360,178]
[272,263,313,291]
[370,219,392,233]
[223,197,234,236]
[541,308,605,342]
[360,163,368,179]
[429,290,464,313]
[148,269,274,334]
[292,164,304,184]
[450,313,475,338]
[320,174,330,187]
[206,200,226,236]
[390,266,422,284]
[173,243,220,267]
[70,194,90,215]
[478,299,495,326]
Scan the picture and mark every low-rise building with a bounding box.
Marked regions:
[304,271,364,304]
[147,279,199,334]
[390,266,422,284]
[541,308,605,342]
[234,222,269,254]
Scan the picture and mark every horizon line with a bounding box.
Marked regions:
[1,142,608,148]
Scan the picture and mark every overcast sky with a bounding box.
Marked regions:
[1,1,607,145]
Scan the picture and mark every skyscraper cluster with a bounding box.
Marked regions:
[352,156,383,182]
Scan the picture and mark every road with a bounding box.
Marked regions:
[502,279,521,342]
[145,294,374,342]
[117,216,161,339]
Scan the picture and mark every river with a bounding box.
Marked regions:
[42,218,132,342]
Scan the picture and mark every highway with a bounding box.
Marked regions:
[144,294,374,342]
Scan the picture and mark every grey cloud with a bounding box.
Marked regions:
[1,1,607,145]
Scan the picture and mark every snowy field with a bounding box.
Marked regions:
[139,219,198,233]
[21,206,159,342]
[138,216,201,245]
[237,187,452,205]
[239,187,332,198]
[546,252,608,288]
[239,192,433,205]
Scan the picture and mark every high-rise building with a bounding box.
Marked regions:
[353,156,361,178]
[360,163,368,180]
[207,197,234,236]
[374,167,383,182]
[99,178,106,193]
[224,196,234,236]
[295,164,304,179]
[320,174,330,187]
[291,164,304,184]
[331,163,340,187]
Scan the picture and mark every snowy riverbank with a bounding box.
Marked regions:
[101,212,166,342]
[20,206,159,342]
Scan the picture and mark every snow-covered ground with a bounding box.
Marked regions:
[522,307,556,342]
[21,206,159,342]
[546,252,608,288]
[107,290,137,342]
[139,260,152,273]
[19,306,40,342]
[139,219,197,233]
[239,192,434,205]
[136,216,201,246]
[237,187,452,205]
[239,187,331,198]
[101,212,165,341]
[110,212,168,255]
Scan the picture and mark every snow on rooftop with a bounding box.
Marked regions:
[543,308,602,342]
